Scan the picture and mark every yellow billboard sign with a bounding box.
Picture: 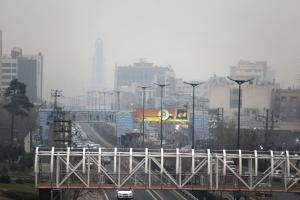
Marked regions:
[133,108,188,122]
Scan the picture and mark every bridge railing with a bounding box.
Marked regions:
[34,147,300,192]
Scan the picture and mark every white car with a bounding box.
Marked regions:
[117,189,134,199]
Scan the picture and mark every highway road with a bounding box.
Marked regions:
[103,189,187,200]
[78,122,190,200]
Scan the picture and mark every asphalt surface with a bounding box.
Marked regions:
[103,189,187,200]
[79,123,189,200]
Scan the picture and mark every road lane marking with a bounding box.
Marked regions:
[173,190,188,200]
[151,190,165,200]
[102,189,109,200]
[147,190,159,200]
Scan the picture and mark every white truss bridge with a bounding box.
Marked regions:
[35,147,300,192]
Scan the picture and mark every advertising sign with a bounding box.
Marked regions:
[133,108,188,122]
[116,111,133,136]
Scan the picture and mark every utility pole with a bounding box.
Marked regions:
[257,109,277,149]
[51,89,62,113]
[184,81,204,149]
[115,90,121,110]
[110,92,114,110]
[265,108,269,147]
[270,111,275,131]
[103,91,106,110]
[154,83,169,148]
[139,85,150,148]
[227,77,254,149]
[50,90,71,148]
[297,74,300,90]
[98,91,101,110]
[218,107,224,149]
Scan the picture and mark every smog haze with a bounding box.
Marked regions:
[1,0,300,97]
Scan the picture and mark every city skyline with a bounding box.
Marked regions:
[0,0,300,98]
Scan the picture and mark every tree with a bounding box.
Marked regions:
[2,79,34,144]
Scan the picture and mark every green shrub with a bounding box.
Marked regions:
[0,175,11,183]
[0,165,8,174]
[3,191,38,200]
[15,178,24,184]
[9,162,19,171]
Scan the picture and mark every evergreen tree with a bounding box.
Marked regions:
[2,79,34,144]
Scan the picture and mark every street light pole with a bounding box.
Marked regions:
[227,77,254,149]
[154,83,168,148]
[103,91,106,110]
[110,92,114,110]
[115,90,121,111]
[138,86,150,148]
[184,81,204,149]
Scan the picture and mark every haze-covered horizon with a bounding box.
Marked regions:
[1,0,300,98]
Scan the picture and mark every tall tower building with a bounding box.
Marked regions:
[90,38,106,90]
[0,30,2,89]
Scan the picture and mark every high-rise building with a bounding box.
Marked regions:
[230,60,275,85]
[0,30,2,89]
[90,38,105,90]
[17,53,43,103]
[115,58,175,89]
[0,47,43,103]
[114,59,175,108]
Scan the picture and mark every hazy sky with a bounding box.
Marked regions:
[1,0,300,98]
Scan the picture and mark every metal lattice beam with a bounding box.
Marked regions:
[35,147,300,192]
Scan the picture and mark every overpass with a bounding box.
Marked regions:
[35,147,300,193]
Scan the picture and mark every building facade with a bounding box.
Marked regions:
[230,60,275,85]
[209,84,274,114]
[273,89,300,121]
[115,59,175,90]
[0,48,43,103]
[114,59,175,109]
[1,56,17,89]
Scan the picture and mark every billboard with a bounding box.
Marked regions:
[194,111,209,140]
[133,108,188,122]
[38,109,53,144]
[116,111,133,136]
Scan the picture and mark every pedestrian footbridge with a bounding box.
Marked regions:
[35,147,300,192]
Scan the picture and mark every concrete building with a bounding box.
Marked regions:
[115,58,175,90]
[230,60,275,85]
[0,48,43,103]
[208,82,274,117]
[167,78,208,110]
[1,56,17,89]
[273,88,300,121]
[17,53,43,103]
[114,59,175,108]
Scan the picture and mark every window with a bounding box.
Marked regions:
[2,82,10,86]
[2,75,16,79]
[2,69,16,73]
[290,96,297,102]
[2,63,11,67]
[2,69,11,73]
[281,96,287,102]
[230,88,242,108]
